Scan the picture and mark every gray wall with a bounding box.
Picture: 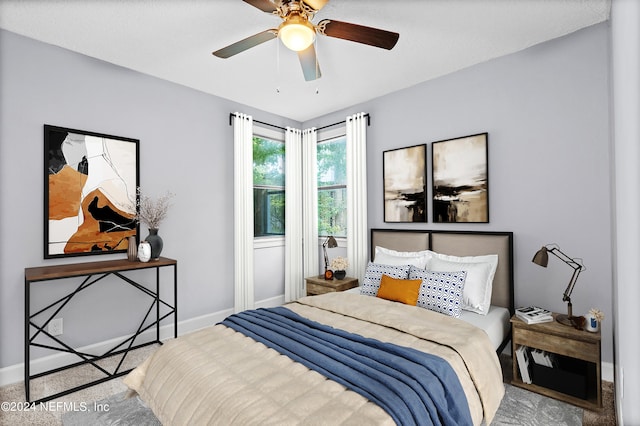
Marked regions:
[0,29,298,367]
[305,23,614,363]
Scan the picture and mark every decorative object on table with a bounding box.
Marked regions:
[431,133,488,223]
[43,124,139,259]
[127,236,137,261]
[137,241,151,262]
[135,189,174,260]
[330,256,349,280]
[323,236,338,280]
[532,244,586,327]
[383,144,427,223]
[515,306,553,324]
[585,308,604,333]
[569,315,586,330]
[145,229,164,260]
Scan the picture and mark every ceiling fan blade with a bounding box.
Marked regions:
[318,19,399,50]
[212,30,277,58]
[303,0,329,11]
[298,44,321,81]
[242,0,278,13]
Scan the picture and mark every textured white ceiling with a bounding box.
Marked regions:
[0,0,610,121]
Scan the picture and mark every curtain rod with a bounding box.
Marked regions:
[316,113,370,131]
[229,113,371,131]
[228,114,287,131]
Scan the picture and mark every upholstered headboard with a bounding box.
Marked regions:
[370,229,514,313]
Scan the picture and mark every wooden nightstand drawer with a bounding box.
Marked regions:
[513,328,599,363]
[305,276,358,296]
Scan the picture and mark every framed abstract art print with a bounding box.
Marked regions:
[383,144,427,223]
[44,125,139,258]
[431,133,488,223]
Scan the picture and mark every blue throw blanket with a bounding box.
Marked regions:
[221,307,472,426]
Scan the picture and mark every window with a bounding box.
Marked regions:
[252,129,346,239]
[317,135,347,237]
[253,135,285,237]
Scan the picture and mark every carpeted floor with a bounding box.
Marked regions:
[0,345,157,426]
[1,349,616,426]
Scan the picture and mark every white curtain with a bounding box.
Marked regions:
[233,112,254,313]
[302,128,319,284]
[284,127,319,301]
[346,113,368,283]
[284,127,304,302]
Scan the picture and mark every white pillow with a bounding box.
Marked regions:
[374,246,432,269]
[426,252,498,315]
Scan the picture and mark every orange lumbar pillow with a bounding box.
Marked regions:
[376,274,422,305]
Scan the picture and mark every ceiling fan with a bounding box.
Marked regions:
[212,0,399,81]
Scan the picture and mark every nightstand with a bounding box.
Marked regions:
[511,313,602,411]
[305,275,358,296]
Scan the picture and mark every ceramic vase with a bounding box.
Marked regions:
[334,270,346,280]
[584,313,600,333]
[138,241,151,262]
[127,236,138,261]
[145,228,163,260]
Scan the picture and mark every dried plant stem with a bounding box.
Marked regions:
[135,189,174,229]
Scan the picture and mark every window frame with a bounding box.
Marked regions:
[250,125,348,247]
[317,126,347,238]
[253,125,286,245]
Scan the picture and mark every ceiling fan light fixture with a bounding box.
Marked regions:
[278,13,316,52]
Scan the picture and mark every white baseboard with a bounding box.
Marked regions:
[0,295,285,387]
[602,361,614,383]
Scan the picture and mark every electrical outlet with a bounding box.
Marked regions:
[48,318,63,336]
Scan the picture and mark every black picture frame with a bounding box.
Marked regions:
[44,124,140,258]
[431,132,489,223]
[383,144,427,223]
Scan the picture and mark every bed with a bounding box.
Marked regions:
[369,229,514,353]
[124,229,514,425]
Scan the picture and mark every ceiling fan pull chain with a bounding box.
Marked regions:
[276,37,281,94]
[315,37,318,79]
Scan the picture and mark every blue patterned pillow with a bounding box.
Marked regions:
[409,266,467,317]
[360,263,411,296]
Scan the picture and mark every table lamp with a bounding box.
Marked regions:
[322,236,338,280]
[532,244,586,326]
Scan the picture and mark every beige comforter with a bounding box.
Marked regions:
[124,293,504,425]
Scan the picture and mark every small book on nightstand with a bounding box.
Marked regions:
[515,346,533,384]
[530,348,557,368]
[515,306,553,324]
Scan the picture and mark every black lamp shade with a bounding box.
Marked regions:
[532,247,549,267]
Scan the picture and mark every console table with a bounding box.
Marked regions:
[24,257,177,403]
